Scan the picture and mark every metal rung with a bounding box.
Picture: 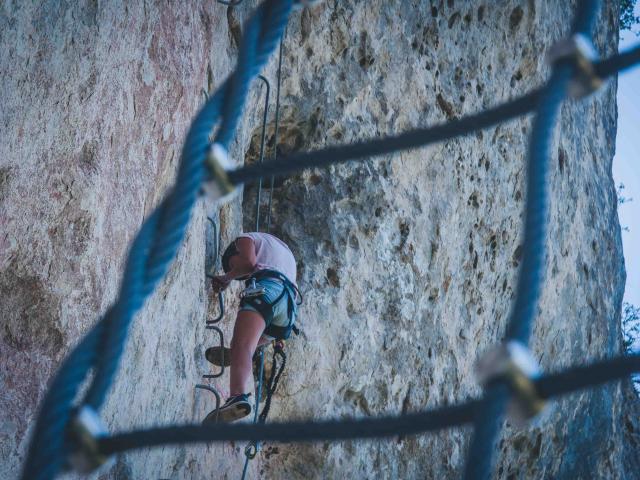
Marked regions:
[195,384,222,424]
[203,325,225,379]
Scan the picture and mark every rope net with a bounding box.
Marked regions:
[20,1,640,479]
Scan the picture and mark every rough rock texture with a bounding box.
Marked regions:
[1,1,639,479]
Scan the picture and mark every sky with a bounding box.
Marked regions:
[613,21,640,308]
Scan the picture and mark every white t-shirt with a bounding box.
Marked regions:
[238,232,297,286]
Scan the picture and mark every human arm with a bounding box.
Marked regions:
[211,237,257,292]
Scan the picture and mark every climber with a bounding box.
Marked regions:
[202,232,299,423]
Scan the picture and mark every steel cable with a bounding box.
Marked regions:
[594,43,640,78]
[97,354,639,454]
[226,44,639,188]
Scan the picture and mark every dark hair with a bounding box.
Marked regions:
[221,241,239,273]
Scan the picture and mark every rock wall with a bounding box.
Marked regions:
[1,1,638,479]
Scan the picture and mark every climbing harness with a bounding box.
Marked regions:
[240,269,300,341]
[20,1,640,480]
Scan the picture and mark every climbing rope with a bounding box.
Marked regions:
[266,31,285,233]
[595,42,640,77]
[241,27,287,478]
[258,342,287,424]
[20,1,640,479]
[240,348,266,478]
[254,75,271,232]
[240,72,272,479]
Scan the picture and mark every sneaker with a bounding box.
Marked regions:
[205,346,232,367]
[203,394,251,424]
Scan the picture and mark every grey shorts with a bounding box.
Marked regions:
[239,278,297,337]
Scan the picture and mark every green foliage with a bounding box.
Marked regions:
[617,184,633,232]
[620,0,640,32]
[622,302,640,351]
[622,302,640,391]
[617,183,633,205]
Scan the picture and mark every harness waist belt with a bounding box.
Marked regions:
[241,269,300,340]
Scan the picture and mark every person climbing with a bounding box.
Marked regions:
[203,232,299,423]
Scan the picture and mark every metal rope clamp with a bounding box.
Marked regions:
[547,33,602,98]
[476,341,546,425]
[203,143,239,202]
[66,406,114,474]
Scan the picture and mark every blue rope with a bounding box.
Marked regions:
[505,63,573,345]
[217,1,291,148]
[463,66,573,480]
[21,1,640,479]
[463,1,600,478]
[241,348,266,480]
[21,2,293,479]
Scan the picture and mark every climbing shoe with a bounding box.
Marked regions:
[203,394,251,424]
[205,346,232,367]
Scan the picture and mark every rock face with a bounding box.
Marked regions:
[1,1,638,479]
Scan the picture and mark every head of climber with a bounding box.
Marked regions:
[221,241,239,273]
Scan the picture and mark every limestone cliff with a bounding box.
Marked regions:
[1,1,638,479]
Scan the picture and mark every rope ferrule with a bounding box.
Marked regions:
[547,33,602,98]
[476,341,545,425]
[204,143,238,200]
[66,406,114,474]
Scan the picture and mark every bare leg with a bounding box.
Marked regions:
[229,310,265,396]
